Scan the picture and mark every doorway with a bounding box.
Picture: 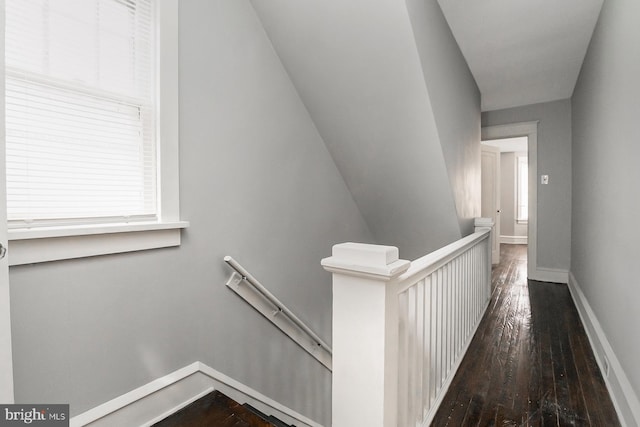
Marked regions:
[480,144,501,264]
[482,136,529,252]
[481,122,539,280]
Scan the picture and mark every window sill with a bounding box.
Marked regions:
[7,221,189,266]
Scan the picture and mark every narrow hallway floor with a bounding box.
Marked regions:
[431,244,620,426]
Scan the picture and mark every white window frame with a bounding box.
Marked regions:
[516,154,528,224]
[4,0,188,266]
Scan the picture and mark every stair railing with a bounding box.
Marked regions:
[321,217,493,427]
[224,256,332,370]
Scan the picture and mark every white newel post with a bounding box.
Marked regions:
[475,217,494,300]
[321,243,410,427]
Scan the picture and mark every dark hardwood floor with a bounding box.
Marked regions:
[431,244,620,426]
[152,390,280,427]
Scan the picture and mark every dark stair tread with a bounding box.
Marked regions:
[152,390,279,427]
[242,404,295,427]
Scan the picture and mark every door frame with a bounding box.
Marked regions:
[481,144,501,265]
[482,121,539,280]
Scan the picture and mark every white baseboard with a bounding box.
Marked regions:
[500,235,528,245]
[528,267,568,284]
[568,272,640,427]
[70,361,323,427]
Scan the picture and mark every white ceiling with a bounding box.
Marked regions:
[437,0,603,111]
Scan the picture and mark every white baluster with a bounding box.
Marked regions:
[325,218,494,427]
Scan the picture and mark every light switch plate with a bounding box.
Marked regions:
[541,175,549,185]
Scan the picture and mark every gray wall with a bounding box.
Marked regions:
[482,100,572,271]
[405,0,482,237]
[571,0,640,412]
[251,0,479,260]
[9,1,373,424]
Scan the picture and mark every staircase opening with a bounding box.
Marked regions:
[152,390,295,427]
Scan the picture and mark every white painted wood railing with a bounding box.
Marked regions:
[321,218,493,427]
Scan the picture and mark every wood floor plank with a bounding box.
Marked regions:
[152,390,277,427]
[430,244,620,427]
[533,283,560,426]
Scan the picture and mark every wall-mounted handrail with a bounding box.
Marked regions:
[223,256,332,370]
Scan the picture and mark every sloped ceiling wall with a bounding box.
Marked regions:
[251,0,479,260]
[406,0,482,237]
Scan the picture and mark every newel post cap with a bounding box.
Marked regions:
[475,217,494,230]
[321,242,410,280]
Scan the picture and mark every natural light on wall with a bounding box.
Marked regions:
[517,155,528,222]
[5,0,156,228]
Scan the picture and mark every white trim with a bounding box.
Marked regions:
[500,235,528,245]
[528,267,568,284]
[197,363,322,427]
[323,230,491,427]
[142,387,214,427]
[70,361,324,427]
[8,222,189,266]
[515,153,529,223]
[157,0,181,223]
[2,0,185,266]
[482,121,540,280]
[0,0,13,404]
[9,221,189,240]
[398,229,490,287]
[568,272,640,427]
[70,363,201,427]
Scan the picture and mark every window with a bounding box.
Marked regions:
[3,0,187,265]
[6,0,157,227]
[516,155,528,223]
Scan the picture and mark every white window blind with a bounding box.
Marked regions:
[5,0,157,228]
